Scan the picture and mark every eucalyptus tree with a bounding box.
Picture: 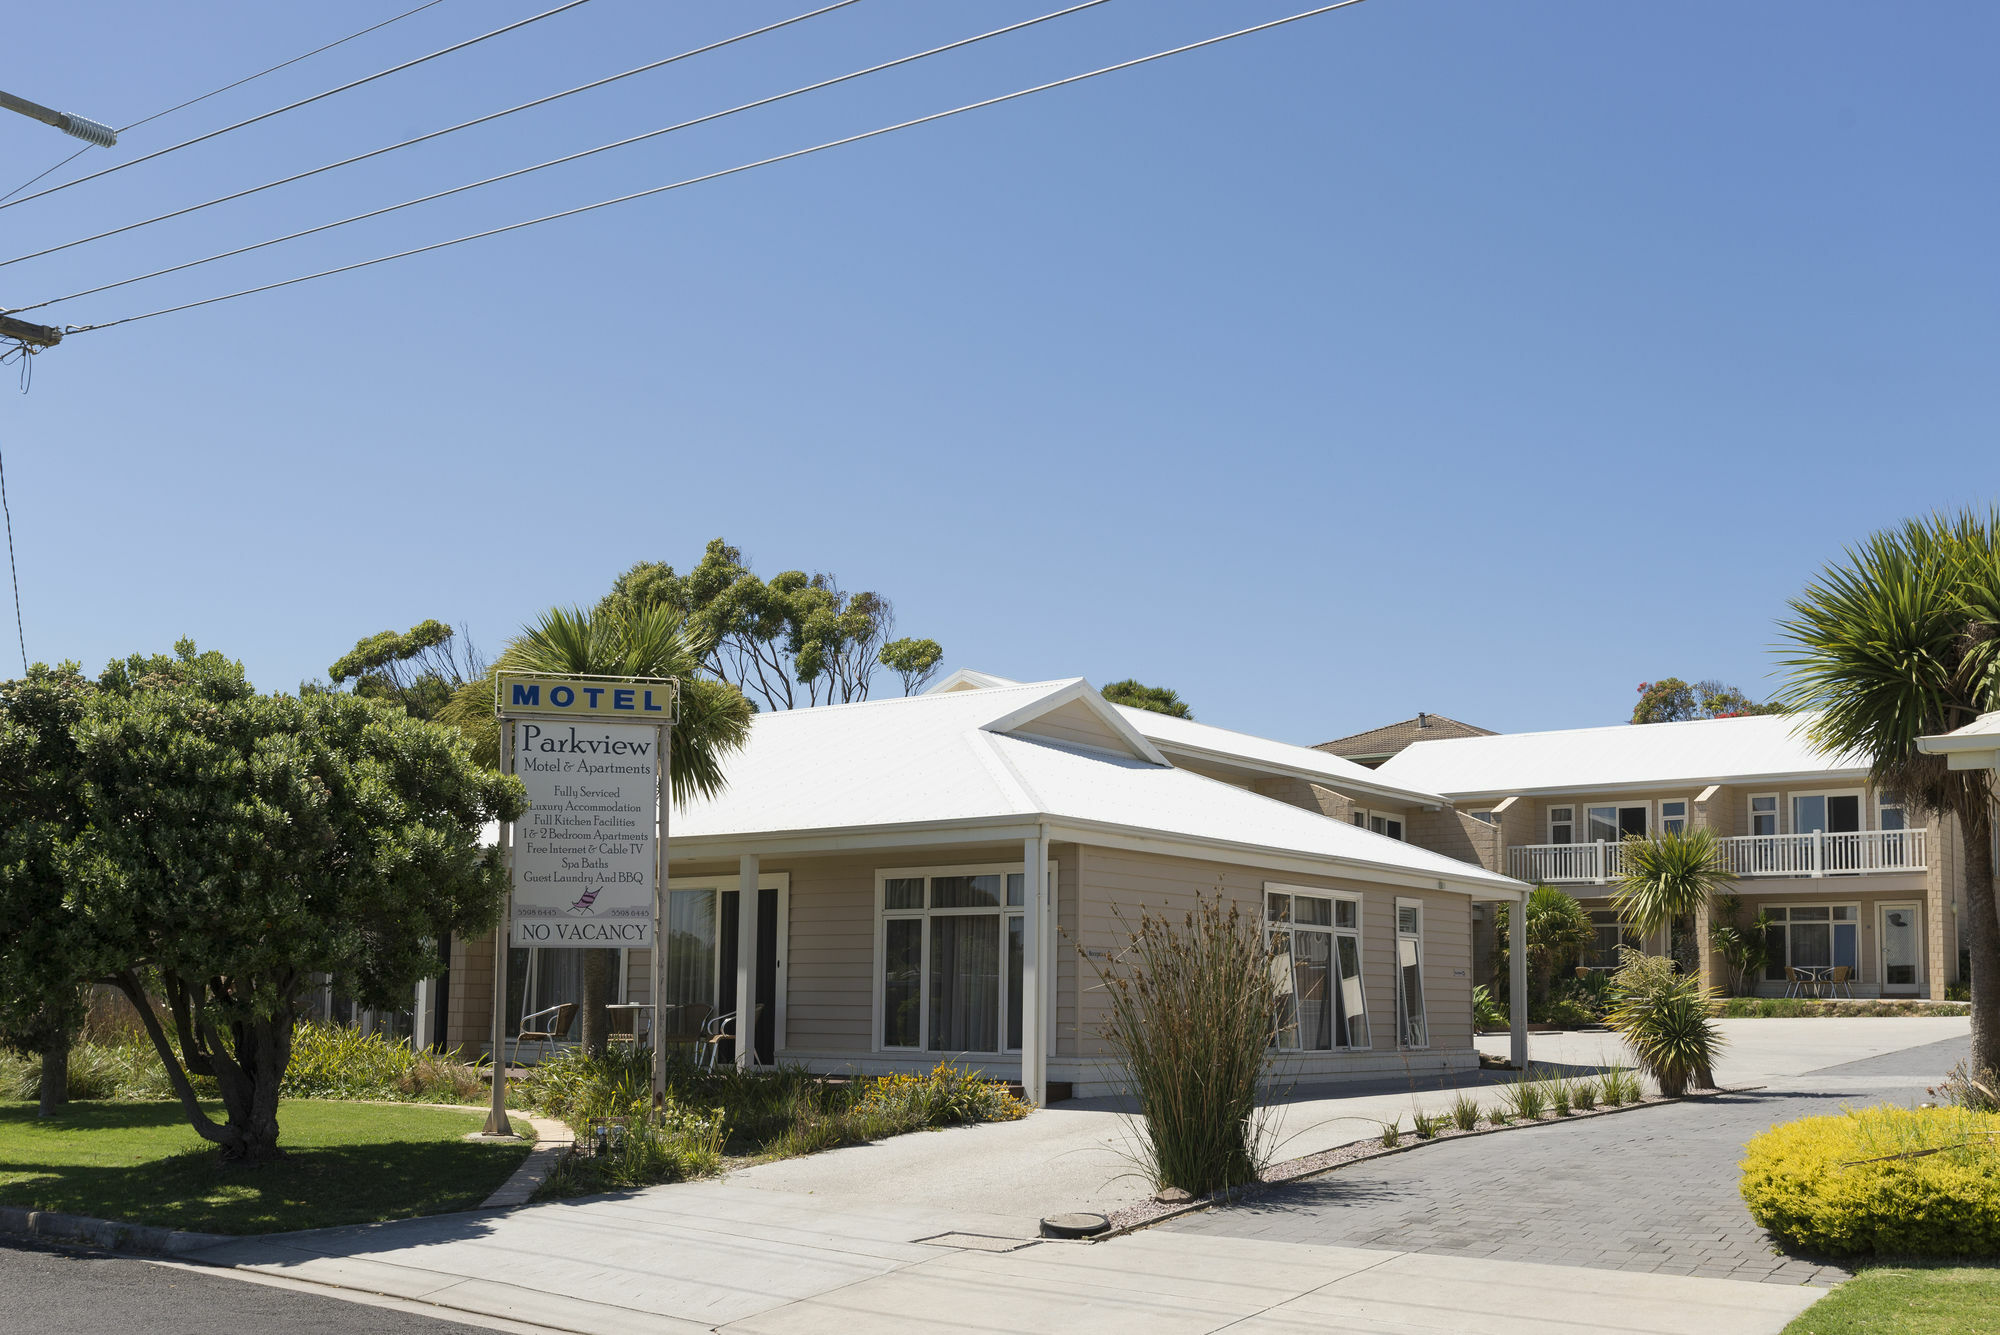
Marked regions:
[1778,511,2000,1079]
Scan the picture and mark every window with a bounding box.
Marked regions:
[1877,794,1906,832]
[1353,810,1405,841]
[1268,888,1367,1051]
[1660,800,1689,835]
[878,866,1044,1053]
[1395,900,1427,1049]
[1761,904,1859,981]
[1587,911,1640,969]
[1548,807,1574,845]
[1469,810,1495,825]
[1586,804,1647,842]
[1749,794,1778,837]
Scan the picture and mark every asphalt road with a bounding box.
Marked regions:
[0,1236,493,1335]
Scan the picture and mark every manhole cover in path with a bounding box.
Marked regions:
[915,1232,1040,1252]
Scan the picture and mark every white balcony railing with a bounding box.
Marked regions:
[1507,828,1927,885]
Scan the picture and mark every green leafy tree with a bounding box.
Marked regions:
[1613,827,1731,933]
[480,604,753,1054]
[325,619,486,723]
[1101,679,1193,719]
[1707,893,1772,997]
[1631,677,1783,724]
[599,539,937,709]
[1779,511,2000,1080]
[1492,886,1596,1008]
[878,637,943,696]
[0,663,97,1116]
[67,641,524,1161]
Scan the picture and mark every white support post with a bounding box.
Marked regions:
[1812,828,1826,878]
[652,719,670,1109]
[1021,831,1046,1106]
[736,854,759,1070]
[484,720,517,1137]
[1509,889,1529,1070]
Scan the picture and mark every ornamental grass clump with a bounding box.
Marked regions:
[1572,1078,1599,1111]
[1084,893,1275,1197]
[1740,1106,2000,1257]
[1449,1093,1481,1132]
[1604,947,1724,1098]
[1598,1066,1643,1106]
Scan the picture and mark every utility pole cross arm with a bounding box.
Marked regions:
[0,315,62,348]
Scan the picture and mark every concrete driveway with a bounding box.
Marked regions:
[184,1017,1967,1334]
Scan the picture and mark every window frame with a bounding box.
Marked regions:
[1789,788,1866,834]
[1547,806,1575,845]
[1264,883,1369,1052]
[1749,793,1779,837]
[1658,798,1690,835]
[1354,809,1406,841]
[1585,802,1649,843]
[873,862,1052,1056]
[1760,902,1861,981]
[1394,896,1428,1050]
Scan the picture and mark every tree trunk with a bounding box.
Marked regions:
[206,1014,293,1163]
[580,949,612,1056]
[37,1031,68,1117]
[1962,800,2000,1082]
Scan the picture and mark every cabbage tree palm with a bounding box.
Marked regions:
[1495,886,1596,1009]
[1778,511,2000,1081]
[472,604,753,1054]
[1612,827,1731,970]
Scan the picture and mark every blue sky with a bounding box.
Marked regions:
[2,1,1995,745]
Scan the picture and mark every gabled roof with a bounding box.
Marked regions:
[1316,713,1495,762]
[1917,710,2000,771]
[675,678,1520,895]
[1375,711,1864,799]
[925,670,1449,809]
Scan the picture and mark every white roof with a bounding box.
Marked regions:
[1375,711,1865,799]
[1917,710,2000,770]
[928,669,1447,808]
[674,678,1519,894]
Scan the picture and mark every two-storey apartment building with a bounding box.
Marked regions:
[1372,713,1967,1000]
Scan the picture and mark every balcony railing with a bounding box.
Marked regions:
[1507,829,1927,885]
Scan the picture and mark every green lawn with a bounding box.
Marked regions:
[1787,1267,2000,1334]
[0,1099,532,1234]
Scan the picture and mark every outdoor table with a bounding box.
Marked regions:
[1795,967,1829,999]
[605,1003,655,1046]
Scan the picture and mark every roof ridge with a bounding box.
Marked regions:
[1396,710,1804,749]
[746,677,1074,721]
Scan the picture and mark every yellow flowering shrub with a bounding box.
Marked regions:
[1740,1106,2000,1257]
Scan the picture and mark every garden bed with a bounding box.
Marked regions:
[0,1098,531,1234]
[1719,999,1970,1019]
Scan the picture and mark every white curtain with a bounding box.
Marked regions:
[929,916,999,1052]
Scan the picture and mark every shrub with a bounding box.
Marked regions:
[1929,1062,1999,1114]
[1533,998,1598,1029]
[1411,1109,1444,1140]
[1377,1120,1401,1148]
[1605,948,1723,1097]
[1572,1078,1599,1111]
[1485,1106,1513,1126]
[1449,1093,1481,1131]
[279,1022,486,1103]
[1472,985,1508,1032]
[1503,1072,1548,1121]
[543,1098,728,1195]
[1549,1077,1574,1117]
[1084,893,1275,1197]
[1599,1067,1644,1106]
[1740,1107,2000,1257]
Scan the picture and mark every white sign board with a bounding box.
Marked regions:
[510,720,658,947]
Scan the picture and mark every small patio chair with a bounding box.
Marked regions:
[702,1004,766,1070]
[1828,965,1854,1000]
[511,1002,576,1069]
[1783,966,1802,999]
[658,1002,714,1061]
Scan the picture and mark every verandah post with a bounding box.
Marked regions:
[1508,887,1529,1070]
[1021,830,1045,1106]
[736,853,759,1069]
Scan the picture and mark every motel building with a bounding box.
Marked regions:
[408,678,1993,1102]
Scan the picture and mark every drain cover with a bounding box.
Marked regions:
[1040,1212,1111,1239]
[915,1232,1039,1252]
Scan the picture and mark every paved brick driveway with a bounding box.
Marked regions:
[1163,1034,1971,1287]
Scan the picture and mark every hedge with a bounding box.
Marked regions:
[1740,1107,2000,1257]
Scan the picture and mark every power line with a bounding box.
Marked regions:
[66,0,1370,335]
[0,0,596,214]
[17,0,1119,314]
[0,0,867,273]
[0,0,452,208]
[0,439,23,673]
[121,0,454,134]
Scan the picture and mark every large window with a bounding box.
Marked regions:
[1762,904,1859,981]
[1587,910,1640,969]
[878,867,1041,1054]
[1268,888,1368,1051]
[1395,900,1427,1049]
[1586,804,1647,842]
[1350,811,1405,841]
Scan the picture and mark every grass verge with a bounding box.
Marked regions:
[0,1099,531,1234]
[1786,1266,2000,1334]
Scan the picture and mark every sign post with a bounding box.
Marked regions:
[489,671,676,1133]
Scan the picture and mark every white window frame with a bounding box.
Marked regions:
[1760,902,1861,981]
[1355,809,1406,841]
[872,862,1051,1056]
[1748,793,1779,837]
[1658,798,1690,835]
[663,872,792,1056]
[1263,883,1368,1052]
[1584,801,1649,843]
[1788,789,1865,834]
[1394,897,1428,1050]
[1547,806,1575,845]
[1876,792,1908,832]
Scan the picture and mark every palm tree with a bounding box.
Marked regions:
[461,604,754,1054]
[1612,828,1731,972]
[1495,886,1597,1009]
[1778,511,2000,1081]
